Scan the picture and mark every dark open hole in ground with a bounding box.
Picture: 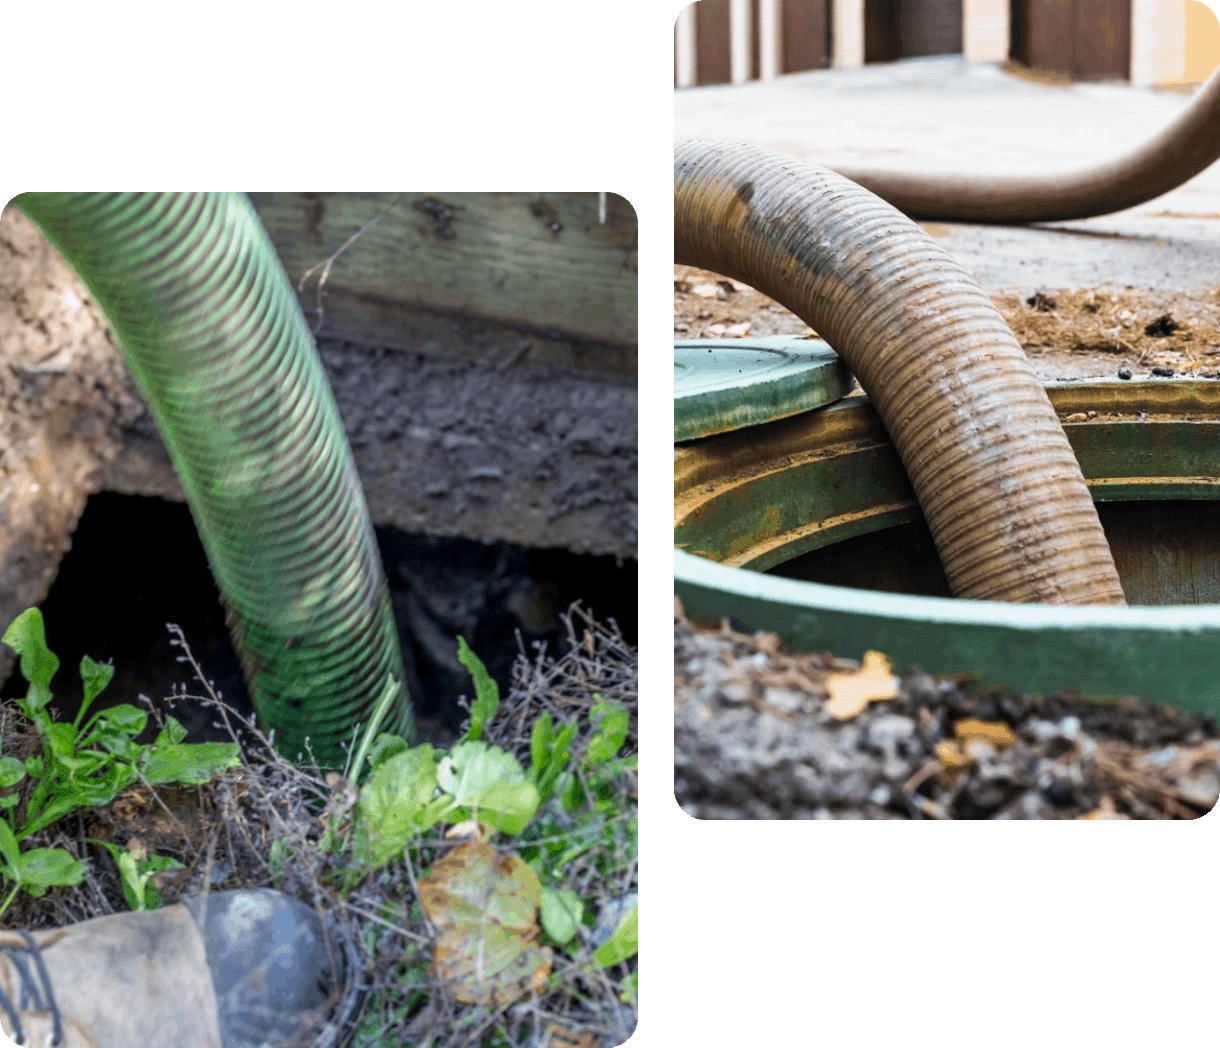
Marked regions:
[769,500,1220,607]
[1,491,637,753]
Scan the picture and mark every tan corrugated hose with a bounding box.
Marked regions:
[830,63,1220,223]
[675,137,1128,605]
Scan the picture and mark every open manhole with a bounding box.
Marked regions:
[2,491,637,753]
[675,339,1220,718]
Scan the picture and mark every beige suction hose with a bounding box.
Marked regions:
[831,63,1220,223]
[676,137,1127,605]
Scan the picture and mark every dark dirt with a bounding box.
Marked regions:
[675,600,1220,820]
[316,340,638,554]
[674,264,1220,383]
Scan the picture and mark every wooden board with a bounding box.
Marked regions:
[248,192,637,378]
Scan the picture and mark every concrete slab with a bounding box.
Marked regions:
[674,57,1220,297]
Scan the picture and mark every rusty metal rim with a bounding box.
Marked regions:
[674,378,1220,714]
[676,378,1220,572]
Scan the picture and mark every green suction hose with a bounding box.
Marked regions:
[14,193,413,768]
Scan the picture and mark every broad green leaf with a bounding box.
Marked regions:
[594,904,637,967]
[139,741,238,785]
[539,886,583,946]
[0,758,25,789]
[2,609,58,711]
[531,712,556,771]
[52,751,109,780]
[586,699,629,763]
[19,764,135,839]
[156,717,188,746]
[16,847,88,890]
[437,743,540,833]
[82,703,149,761]
[0,797,19,811]
[22,756,42,778]
[354,744,438,866]
[79,655,114,709]
[0,820,22,870]
[456,638,499,742]
[42,722,78,760]
[365,732,410,773]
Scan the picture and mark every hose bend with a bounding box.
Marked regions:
[16,193,413,766]
[831,62,1220,223]
[675,138,1127,606]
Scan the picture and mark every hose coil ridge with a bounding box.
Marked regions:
[16,192,413,764]
[675,138,1127,605]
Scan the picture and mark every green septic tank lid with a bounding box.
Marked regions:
[674,336,853,441]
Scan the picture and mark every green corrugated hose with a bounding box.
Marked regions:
[15,193,413,768]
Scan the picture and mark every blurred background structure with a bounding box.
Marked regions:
[675,0,1220,87]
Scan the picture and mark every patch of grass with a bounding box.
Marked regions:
[0,603,637,1048]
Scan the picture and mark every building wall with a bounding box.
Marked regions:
[676,0,1205,86]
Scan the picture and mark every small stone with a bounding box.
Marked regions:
[1117,368,1133,380]
[1064,412,1089,423]
[763,687,804,712]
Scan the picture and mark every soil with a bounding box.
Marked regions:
[673,271,1220,820]
[675,600,1220,820]
[674,264,1220,382]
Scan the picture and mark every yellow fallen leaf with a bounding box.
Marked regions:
[934,739,972,769]
[418,836,553,1005]
[1079,794,1129,820]
[824,651,898,720]
[954,719,1017,748]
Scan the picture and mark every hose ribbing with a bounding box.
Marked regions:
[16,193,413,765]
[676,138,1126,605]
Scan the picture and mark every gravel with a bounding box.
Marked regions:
[675,603,1220,820]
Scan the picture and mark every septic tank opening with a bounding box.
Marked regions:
[769,499,1220,607]
[1,491,637,750]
